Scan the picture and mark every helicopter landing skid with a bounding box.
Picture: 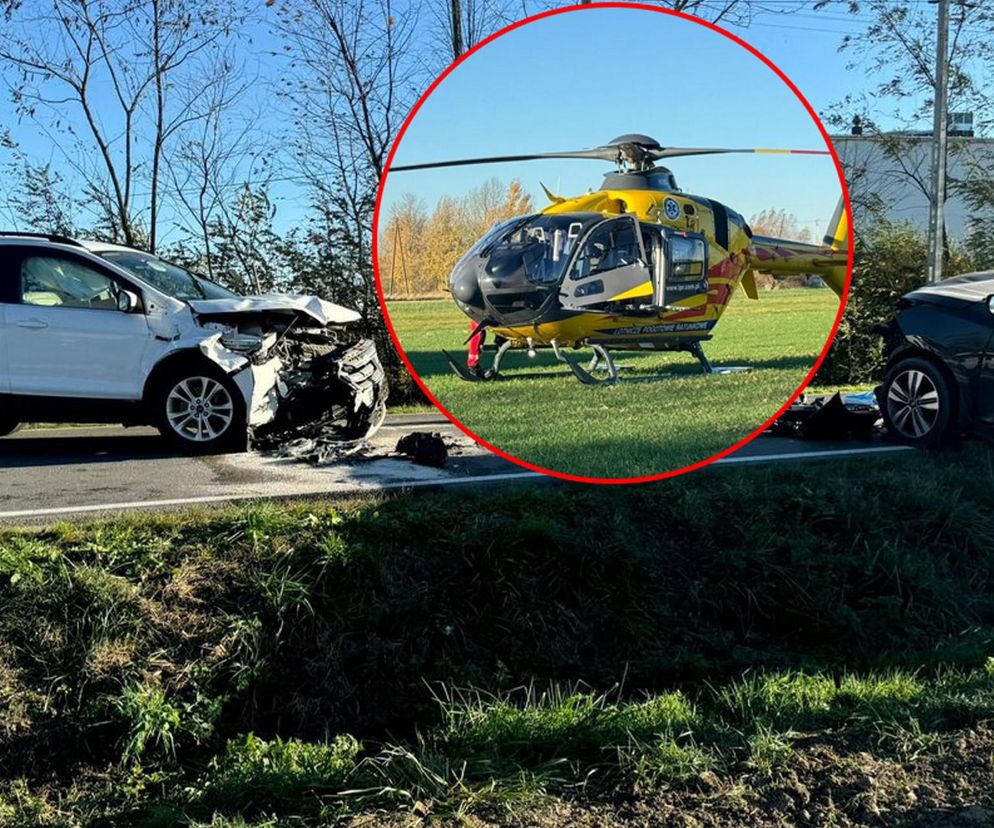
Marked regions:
[443,338,514,382]
[552,341,619,386]
[687,342,751,375]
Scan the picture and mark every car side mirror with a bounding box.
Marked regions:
[118,290,139,313]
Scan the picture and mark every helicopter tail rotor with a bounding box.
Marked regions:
[823,196,848,251]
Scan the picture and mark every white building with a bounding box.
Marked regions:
[831,127,994,240]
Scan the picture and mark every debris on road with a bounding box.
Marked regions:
[395,432,449,467]
[770,392,880,440]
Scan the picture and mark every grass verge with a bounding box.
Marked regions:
[1,446,993,824]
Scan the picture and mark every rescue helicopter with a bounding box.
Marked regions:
[388,134,849,385]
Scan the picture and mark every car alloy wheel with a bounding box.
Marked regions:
[886,368,940,439]
[165,376,235,443]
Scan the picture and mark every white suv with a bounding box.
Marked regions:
[0,233,386,452]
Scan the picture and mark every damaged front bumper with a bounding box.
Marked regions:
[195,312,388,461]
[250,337,388,463]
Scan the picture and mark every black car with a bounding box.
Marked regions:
[875,272,994,447]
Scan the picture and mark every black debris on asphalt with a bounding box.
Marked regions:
[769,392,881,441]
[395,432,449,468]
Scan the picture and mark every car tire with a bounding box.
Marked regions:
[0,419,22,438]
[152,363,248,453]
[881,356,955,447]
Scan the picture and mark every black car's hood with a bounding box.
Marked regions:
[906,271,994,304]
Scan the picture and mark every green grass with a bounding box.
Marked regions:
[2,447,994,823]
[386,288,837,477]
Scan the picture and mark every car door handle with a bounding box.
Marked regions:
[16,319,48,330]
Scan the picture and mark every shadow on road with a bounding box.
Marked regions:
[0,431,174,468]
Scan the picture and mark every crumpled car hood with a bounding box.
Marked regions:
[188,294,362,326]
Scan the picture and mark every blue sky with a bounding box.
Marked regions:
[0,3,940,243]
[381,5,858,239]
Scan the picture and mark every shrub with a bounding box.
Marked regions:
[816,222,976,385]
[815,222,928,385]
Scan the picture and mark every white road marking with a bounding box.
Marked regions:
[0,441,915,521]
[0,471,543,520]
[716,444,913,465]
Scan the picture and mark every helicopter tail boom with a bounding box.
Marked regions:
[745,198,849,297]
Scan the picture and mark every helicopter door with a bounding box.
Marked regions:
[562,215,652,310]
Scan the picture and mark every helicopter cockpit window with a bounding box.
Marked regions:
[484,214,596,285]
[569,218,645,280]
[668,235,707,282]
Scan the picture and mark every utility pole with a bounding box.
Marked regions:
[926,0,950,283]
[450,0,463,60]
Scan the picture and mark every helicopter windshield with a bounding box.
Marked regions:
[484,213,602,285]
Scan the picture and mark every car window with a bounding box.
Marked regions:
[98,250,237,300]
[21,255,122,310]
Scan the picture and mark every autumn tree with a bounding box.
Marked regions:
[379,194,430,295]
[379,178,533,296]
[748,208,811,241]
[421,196,465,293]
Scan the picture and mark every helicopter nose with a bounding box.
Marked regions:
[450,259,483,309]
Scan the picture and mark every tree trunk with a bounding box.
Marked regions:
[450,0,463,60]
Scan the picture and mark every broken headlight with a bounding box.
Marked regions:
[220,330,276,355]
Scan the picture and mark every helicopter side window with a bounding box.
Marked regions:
[669,236,707,282]
[663,233,709,303]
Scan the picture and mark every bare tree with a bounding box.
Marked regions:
[0,0,243,249]
[450,0,464,58]
[164,52,263,277]
[143,1,247,251]
[275,0,422,316]
[572,0,807,25]
[816,0,994,130]
[429,0,521,63]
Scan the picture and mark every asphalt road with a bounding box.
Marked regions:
[0,415,912,523]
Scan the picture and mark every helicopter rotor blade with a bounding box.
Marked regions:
[648,147,830,159]
[389,143,831,172]
[389,148,618,172]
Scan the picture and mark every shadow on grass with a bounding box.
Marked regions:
[3,447,994,824]
[404,348,821,382]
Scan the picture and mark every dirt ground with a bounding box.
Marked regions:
[348,727,994,828]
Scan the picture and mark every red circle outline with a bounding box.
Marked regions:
[372,2,854,485]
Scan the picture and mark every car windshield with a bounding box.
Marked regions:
[98,250,238,301]
[484,213,602,285]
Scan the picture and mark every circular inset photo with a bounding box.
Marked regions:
[375,4,851,482]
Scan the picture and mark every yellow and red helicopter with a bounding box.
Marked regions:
[389,134,849,385]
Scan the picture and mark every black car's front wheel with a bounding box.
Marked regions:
[881,357,955,447]
[152,364,247,453]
